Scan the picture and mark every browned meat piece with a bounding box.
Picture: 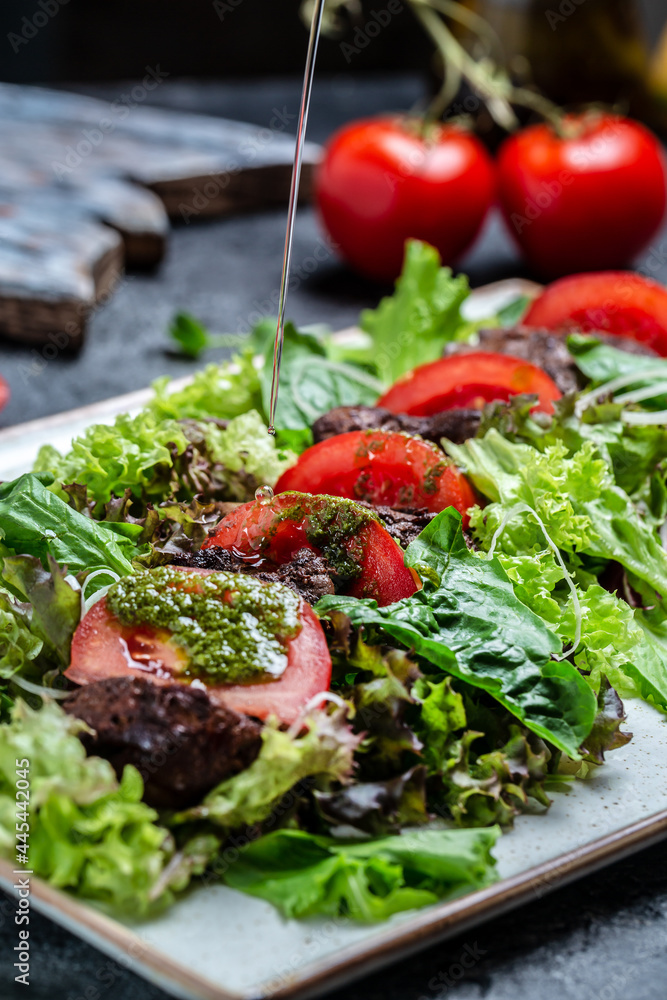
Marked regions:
[446,328,579,394]
[63,676,262,810]
[180,545,335,606]
[446,327,658,395]
[365,504,436,549]
[311,405,481,447]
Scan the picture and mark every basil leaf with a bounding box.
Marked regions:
[317,509,596,757]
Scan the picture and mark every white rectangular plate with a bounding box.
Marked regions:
[1,278,665,1000]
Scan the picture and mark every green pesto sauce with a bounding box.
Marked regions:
[274,493,378,581]
[107,566,301,684]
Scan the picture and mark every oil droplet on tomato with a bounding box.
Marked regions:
[255,485,274,503]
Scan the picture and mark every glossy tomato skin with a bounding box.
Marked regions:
[203,492,418,606]
[377,352,561,415]
[524,271,667,356]
[273,432,476,527]
[66,571,332,725]
[315,117,495,282]
[497,114,666,278]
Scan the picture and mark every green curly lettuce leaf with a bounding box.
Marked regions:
[173,708,363,830]
[449,431,667,596]
[318,509,596,758]
[478,392,667,508]
[0,700,212,914]
[149,349,263,422]
[34,407,295,510]
[2,555,80,668]
[223,826,500,922]
[454,432,667,712]
[0,590,42,681]
[360,240,472,384]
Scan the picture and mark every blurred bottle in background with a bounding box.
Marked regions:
[456,0,667,133]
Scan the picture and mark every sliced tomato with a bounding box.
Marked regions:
[273,432,475,526]
[65,568,332,725]
[376,352,561,416]
[203,491,418,605]
[523,271,667,356]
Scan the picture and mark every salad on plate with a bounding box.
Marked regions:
[1,240,667,923]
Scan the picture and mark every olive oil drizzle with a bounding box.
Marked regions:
[267,0,325,436]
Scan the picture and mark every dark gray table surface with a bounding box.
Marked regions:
[1,75,666,1000]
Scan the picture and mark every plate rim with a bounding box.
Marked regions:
[2,808,667,1000]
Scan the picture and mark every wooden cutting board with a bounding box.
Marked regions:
[0,83,321,349]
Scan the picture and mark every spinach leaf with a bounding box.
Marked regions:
[251,320,383,432]
[223,826,500,921]
[568,334,667,408]
[318,510,596,757]
[496,295,532,328]
[0,474,135,578]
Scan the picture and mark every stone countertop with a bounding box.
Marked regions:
[0,75,666,1000]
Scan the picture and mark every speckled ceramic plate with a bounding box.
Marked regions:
[1,279,666,1000]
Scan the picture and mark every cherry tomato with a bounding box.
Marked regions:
[204,492,418,606]
[273,432,476,528]
[497,113,666,278]
[66,569,332,725]
[524,270,667,356]
[315,116,495,282]
[377,352,561,415]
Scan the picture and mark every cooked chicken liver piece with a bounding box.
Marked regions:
[63,676,262,809]
[311,405,481,447]
[180,545,335,606]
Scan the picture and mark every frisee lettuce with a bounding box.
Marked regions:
[449,431,667,596]
[451,432,667,711]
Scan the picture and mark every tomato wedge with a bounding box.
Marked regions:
[376,352,561,416]
[203,491,418,605]
[66,568,332,725]
[273,432,475,526]
[524,271,667,356]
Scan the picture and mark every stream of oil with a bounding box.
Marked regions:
[266,0,326,437]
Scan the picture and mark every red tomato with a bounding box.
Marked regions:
[497,113,666,278]
[204,492,418,606]
[0,376,9,412]
[65,569,332,725]
[524,271,667,356]
[377,352,561,416]
[273,433,476,527]
[315,117,495,282]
